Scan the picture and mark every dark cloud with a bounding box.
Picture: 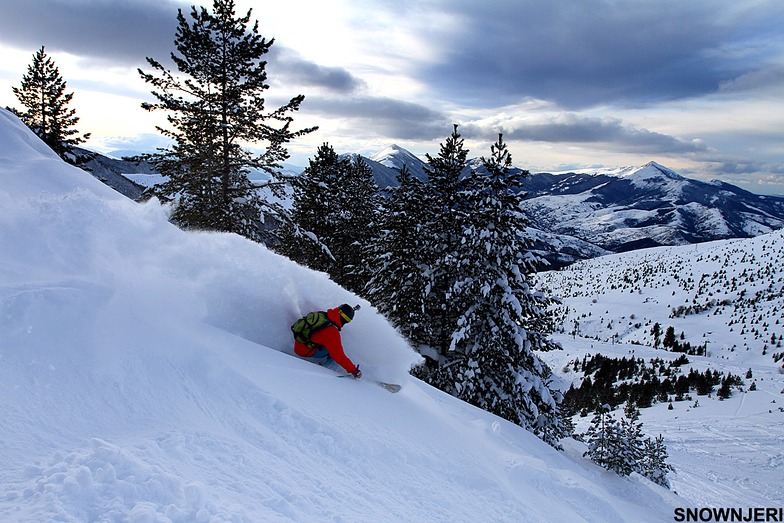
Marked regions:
[692,158,784,195]
[0,0,367,95]
[460,114,707,156]
[0,0,187,66]
[307,96,451,140]
[501,116,705,155]
[305,91,707,157]
[418,0,784,109]
[268,47,365,94]
[701,158,784,177]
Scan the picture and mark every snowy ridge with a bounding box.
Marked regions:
[362,145,784,266]
[0,108,679,521]
[90,141,784,267]
[550,161,683,181]
[538,230,784,361]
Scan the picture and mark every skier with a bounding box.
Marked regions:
[292,304,362,378]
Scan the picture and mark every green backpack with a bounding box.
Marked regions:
[291,311,336,350]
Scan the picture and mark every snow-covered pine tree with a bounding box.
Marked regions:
[400,132,568,445]
[616,401,645,476]
[639,434,674,489]
[365,165,433,349]
[138,0,315,243]
[428,134,567,445]
[603,418,634,476]
[279,143,347,273]
[281,145,381,293]
[584,404,613,468]
[584,400,672,486]
[418,124,470,358]
[333,156,382,293]
[12,46,91,165]
[584,404,636,475]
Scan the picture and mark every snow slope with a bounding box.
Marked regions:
[537,231,784,363]
[0,108,679,521]
[536,233,784,508]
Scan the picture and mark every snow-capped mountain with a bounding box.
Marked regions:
[337,151,404,188]
[522,161,784,254]
[364,146,784,266]
[80,141,784,269]
[368,143,430,182]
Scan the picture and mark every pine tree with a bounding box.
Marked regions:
[418,124,470,357]
[280,143,348,273]
[583,401,673,487]
[281,145,381,293]
[663,326,676,349]
[717,375,733,399]
[138,0,315,242]
[367,127,566,445]
[404,130,567,446]
[12,46,91,164]
[619,401,645,474]
[639,434,674,488]
[332,155,382,293]
[604,419,635,476]
[584,404,613,469]
[433,134,566,445]
[365,165,433,348]
[585,404,635,476]
[651,322,662,348]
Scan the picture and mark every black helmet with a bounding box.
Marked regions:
[338,303,359,323]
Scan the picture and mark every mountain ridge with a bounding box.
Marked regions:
[79,142,784,268]
[361,145,784,266]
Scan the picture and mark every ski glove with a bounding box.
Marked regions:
[351,365,362,379]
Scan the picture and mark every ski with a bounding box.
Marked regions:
[337,374,401,393]
[375,381,401,393]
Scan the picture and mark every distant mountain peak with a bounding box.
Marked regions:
[635,161,684,180]
[366,144,429,185]
[369,144,423,167]
[521,161,784,265]
[371,143,406,156]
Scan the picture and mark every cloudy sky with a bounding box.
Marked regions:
[1,0,783,194]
